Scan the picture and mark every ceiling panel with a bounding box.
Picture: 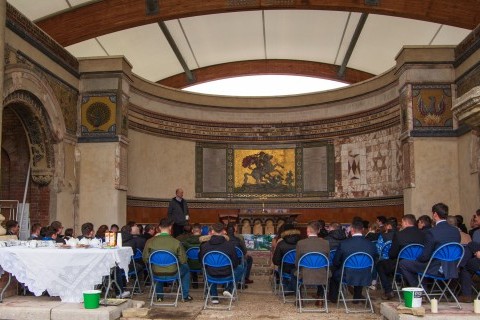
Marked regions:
[348,15,440,75]
[164,19,200,70]
[8,0,68,21]
[265,10,350,64]
[431,25,471,45]
[66,38,107,57]
[97,24,183,82]
[179,11,264,67]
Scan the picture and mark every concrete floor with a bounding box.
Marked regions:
[2,275,478,320]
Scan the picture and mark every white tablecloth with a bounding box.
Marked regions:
[0,246,133,303]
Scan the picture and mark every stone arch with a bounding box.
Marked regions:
[3,91,56,185]
[3,66,68,186]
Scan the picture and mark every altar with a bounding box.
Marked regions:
[220,208,300,235]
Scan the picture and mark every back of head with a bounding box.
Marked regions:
[351,220,364,234]
[307,221,320,234]
[131,225,140,235]
[51,220,62,230]
[329,222,340,231]
[402,214,416,227]
[64,228,74,237]
[418,215,432,228]
[386,217,398,230]
[377,216,387,225]
[45,226,57,238]
[211,222,225,234]
[192,223,202,234]
[81,222,94,237]
[159,218,173,229]
[446,216,458,227]
[226,222,236,236]
[432,202,449,220]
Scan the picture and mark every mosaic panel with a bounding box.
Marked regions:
[412,85,453,129]
[196,142,334,198]
[80,94,117,138]
[336,126,403,198]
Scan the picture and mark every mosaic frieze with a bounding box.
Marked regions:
[336,126,403,198]
[129,101,399,142]
[412,85,453,129]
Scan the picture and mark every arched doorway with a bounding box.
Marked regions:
[1,90,57,228]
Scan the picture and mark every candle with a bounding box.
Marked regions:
[430,298,438,313]
[474,299,480,314]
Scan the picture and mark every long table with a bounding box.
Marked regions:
[0,246,133,303]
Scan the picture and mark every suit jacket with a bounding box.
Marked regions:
[332,234,378,286]
[418,220,461,279]
[389,226,425,259]
[295,236,330,285]
[167,197,189,225]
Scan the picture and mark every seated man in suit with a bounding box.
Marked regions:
[328,220,378,303]
[377,214,425,300]
[399,203,461,287]
[458,241,480,302]
[295,221,330,301]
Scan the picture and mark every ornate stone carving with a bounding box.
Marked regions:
[453,85,480,130]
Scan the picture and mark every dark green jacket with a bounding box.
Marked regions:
[143,233,187,274]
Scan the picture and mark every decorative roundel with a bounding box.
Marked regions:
[86,102,111,128]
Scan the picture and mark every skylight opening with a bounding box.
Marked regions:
[183,75,349,97]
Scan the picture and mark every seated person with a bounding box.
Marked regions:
[182,223,202,288]
[458,241,480,303]
[77,222,95,240]
[42,226,58,241]
[64,228,74,240]
[272,223,301,293]
[95,225,109,242]
[51,221,65,243]
[5,220,19,236]
[226,222,254,284]
[199,223,243,304]
[325,222,347,249]
[28,223,42,240]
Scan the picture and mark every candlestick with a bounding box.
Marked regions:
[430,298,438,313]
[474,299,480,314]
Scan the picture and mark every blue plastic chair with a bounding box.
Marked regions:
[392,243,424,301]
[380,241,392,260]
[202,251,237,310]
[296,252,330,313]
[338,252,374,313]
[329,249,337,265]
[124,248,144,296]
[279,249,296,303]
[416,242,464,309]
[235,247,247,291]
[185,247,203,289]
[148,250,183,307]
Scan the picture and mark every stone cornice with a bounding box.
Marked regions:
[453,85,480,130]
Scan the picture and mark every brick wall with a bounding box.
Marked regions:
[1,107,50,227]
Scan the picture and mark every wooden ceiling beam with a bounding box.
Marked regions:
[156,59,375,88]
[36,0,479,47]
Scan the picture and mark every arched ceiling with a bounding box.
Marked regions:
[7,0,477,88]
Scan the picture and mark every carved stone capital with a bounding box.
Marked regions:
[31,168,54,185]
[453,86,480,129]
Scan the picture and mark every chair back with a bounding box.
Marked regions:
[381,240,392,259]
[203,250,233,269]
[235,246,245,263]
[186,247,200,261]
[329,249,336,264]
[133,248,143,260]
[149,250,178,268]
[344,252,374,269]
[298,252,329,269]
[398,243,424,261]
[281,249,296,265]
[431,242,464,263]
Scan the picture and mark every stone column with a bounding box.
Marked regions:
[77,57,131,232]
[396,46,460,215]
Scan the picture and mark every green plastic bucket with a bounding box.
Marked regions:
[83,290,101,309]
[402,287,423,308]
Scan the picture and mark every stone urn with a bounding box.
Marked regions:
[0,214,6,236]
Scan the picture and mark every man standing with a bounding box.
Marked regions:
[143,218,192,302]
[329,220,378,303]
[168,188,189,238]
[377,214,425,300]
[399,203,461,287]
[199,223,244,304]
